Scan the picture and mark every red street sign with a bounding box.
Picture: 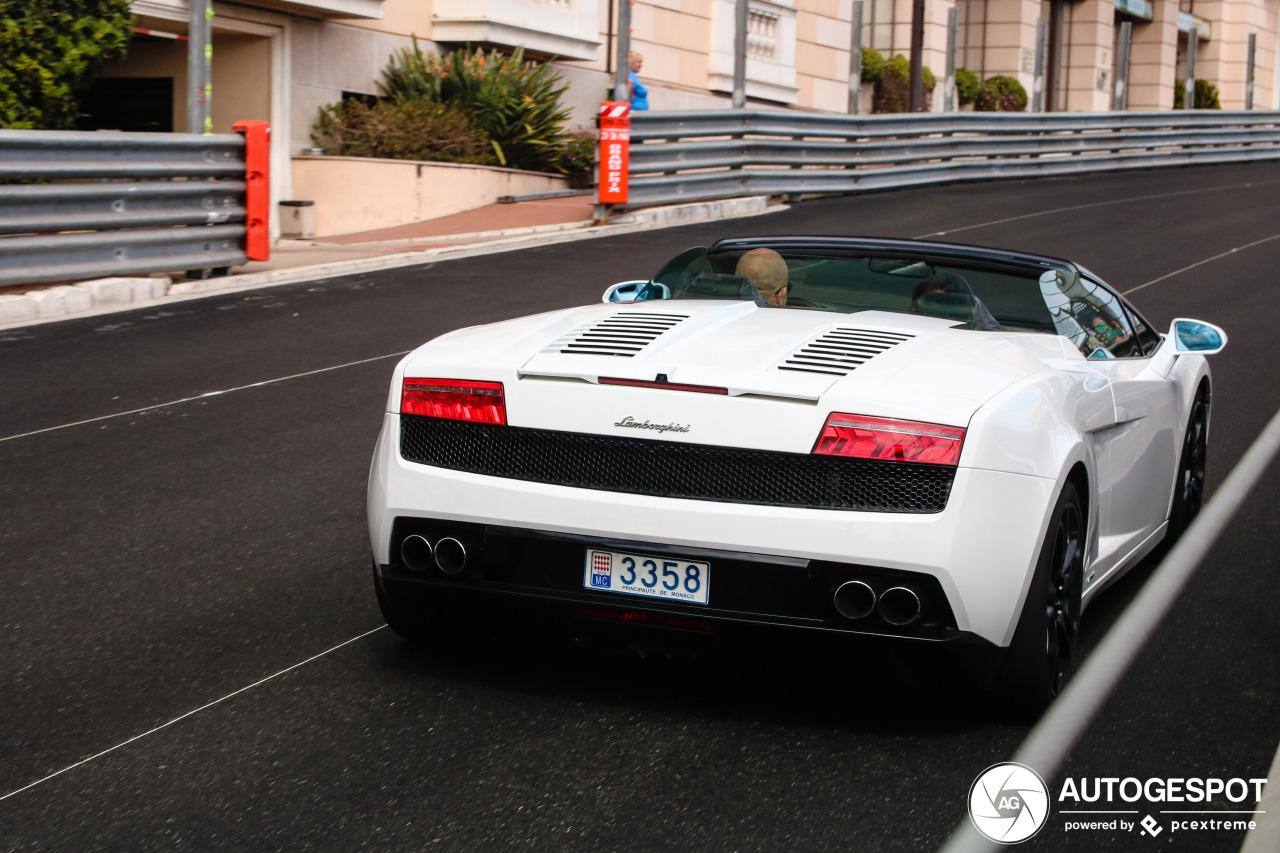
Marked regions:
[598,101,630,205]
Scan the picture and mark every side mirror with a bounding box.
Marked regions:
[602,280,649,303]
[1169,319,1227,355]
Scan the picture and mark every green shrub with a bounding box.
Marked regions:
[974,75,1028,112]
[0,0,132,129]
[379,41,572,172]
[555,129,596,188]
[873,53,936,113]
[379,39,446,103]
[955,67,980,105]
[860,48,886,84]
[310,97,496,165]
[1174,78,1222,109]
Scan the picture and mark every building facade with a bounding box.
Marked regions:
[95,0,1279,210]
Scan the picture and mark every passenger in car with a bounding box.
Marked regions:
[1090,314,1131,348]
[734,248,790,306]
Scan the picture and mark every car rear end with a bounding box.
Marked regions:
[368,305,1062,662]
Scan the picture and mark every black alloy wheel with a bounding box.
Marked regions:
[1043,496,1084,697]
[999,481,1085,716]
[1170,392,1209,539]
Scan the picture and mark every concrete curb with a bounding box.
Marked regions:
[0,196,781,330]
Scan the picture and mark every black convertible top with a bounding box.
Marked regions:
[709,236,1078,274]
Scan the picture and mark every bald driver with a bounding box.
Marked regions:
[734,248,790,306]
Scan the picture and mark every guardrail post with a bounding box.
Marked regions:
[1032,17,1048,112]
[1184,28,1198,108]
[233,121,271,262]
[613,0,631,103]
[943,7,958,112]
[733,0,748,108]
[1246,33,1256,109]
[909,0,925,111]
[188,0,213,134]
[1114,21,1132,110]
[848,0,864,115]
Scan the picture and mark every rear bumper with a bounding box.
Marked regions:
[380,520,973,642]
[378,561,1011,687]
[368,414,1058,647]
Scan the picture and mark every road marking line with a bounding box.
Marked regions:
[0,351,410,444]
[914,179,1280,240]
[0,625,387,804]
[1239,739,1280,853]
[1122,232,1280,295]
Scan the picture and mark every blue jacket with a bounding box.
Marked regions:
[630,70,649,111]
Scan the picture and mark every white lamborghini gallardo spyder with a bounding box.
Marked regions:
[367,237,1226,711]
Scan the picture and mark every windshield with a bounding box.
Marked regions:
[634,246,1066,333]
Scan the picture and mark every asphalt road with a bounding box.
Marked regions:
[1,163,1278,852]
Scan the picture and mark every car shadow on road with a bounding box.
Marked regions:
[371,623,1012,738]
[367,540,1179,738]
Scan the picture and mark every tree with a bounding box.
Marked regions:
[0,0,133,129]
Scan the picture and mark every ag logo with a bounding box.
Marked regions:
[968,762,1050,844]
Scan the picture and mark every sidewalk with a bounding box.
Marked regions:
[0,194,779,329]
[231,194,600,278]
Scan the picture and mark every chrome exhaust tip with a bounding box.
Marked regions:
[399,534,435,572]
[878,586,922,626]
[433,537,468,575]
[833,580,877,620]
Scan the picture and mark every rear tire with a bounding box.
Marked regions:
[1168,390,1209,541]
[998,481,1085,717]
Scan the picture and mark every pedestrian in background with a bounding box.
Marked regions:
[628,51,649,111]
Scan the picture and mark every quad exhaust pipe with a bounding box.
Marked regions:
[832,581,922,627]
[399,533,472,575]
[433,537,468,574]
[833,580,877,620]
[400,534,435,572]
[877,586,922,626]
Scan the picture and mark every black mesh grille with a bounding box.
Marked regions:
[400,416,954,513]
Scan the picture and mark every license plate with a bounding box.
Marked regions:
[584,548,710,605]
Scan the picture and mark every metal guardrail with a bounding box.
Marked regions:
[622,109,1280,209]
[0,124,270,287]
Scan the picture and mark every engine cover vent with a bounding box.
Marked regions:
[780,327,914,376]
[545,311,689,357]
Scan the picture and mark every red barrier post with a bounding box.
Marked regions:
[597,102,631,205]
[232,120,271,261]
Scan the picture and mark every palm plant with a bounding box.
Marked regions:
[380,41,573,172]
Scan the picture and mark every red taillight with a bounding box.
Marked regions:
[813,413,965,465]
[401,378,506,424]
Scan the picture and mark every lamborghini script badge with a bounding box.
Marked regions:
[614,416,691,434]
